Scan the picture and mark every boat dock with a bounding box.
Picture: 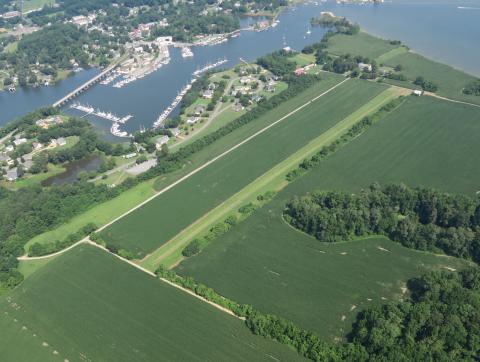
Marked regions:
[70,102,132,124]
[193,58,228,77]
[70,102,133,138]
[153,78,197,128]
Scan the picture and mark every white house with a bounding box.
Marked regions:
[186,117,199,125]
[156,135,170,149]
[13,138,27,146]
[203,89,214,99]
[358,62,372,72]
[56,137,67,146]
[413,90,423,96]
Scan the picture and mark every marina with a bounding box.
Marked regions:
[70,102,133,137]
[153,79,197,128]
[3,1,480,136]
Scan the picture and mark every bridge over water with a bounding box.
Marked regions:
[52,63,118,108]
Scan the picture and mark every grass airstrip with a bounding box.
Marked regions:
[0,245,304,361]
[100,80,388,257]
[140,86,406,270]
[176,95,479,340]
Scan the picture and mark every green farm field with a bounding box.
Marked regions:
[327,32,399,59]
[100,80,388,257]
[295,95,480,196]
[0,245,304,362]
[25,73,342,250]
[176,95,478,340]
[141,87,404,271]
[382,51,480,105]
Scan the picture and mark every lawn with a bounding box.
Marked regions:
[141,87,404,271]
[327,32,400,59]
[3,41,18,53]
[176,95,479,341]
[292,53,315,67]
[22,0,55,13]
[0,245,304,361]
[382,51,480,105]
[100,79,387,258]
[25,73,343,251]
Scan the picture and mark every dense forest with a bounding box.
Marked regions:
[256,49,296,77]
[284,183,480,263]
[351,268,480,360]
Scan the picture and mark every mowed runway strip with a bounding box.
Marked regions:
[100,79,388,257]
[141,86,406,270]
[1,245,305,362]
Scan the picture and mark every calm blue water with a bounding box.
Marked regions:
[1,0,479,134]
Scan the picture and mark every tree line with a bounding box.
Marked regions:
[284,183,480,263]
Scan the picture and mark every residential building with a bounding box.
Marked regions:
[156,135,170,149]
[203,89,214,99]
[13,138,27,146]
[6,168,18,182]
[170,128,181,137]
[358,62,372,72]
[56,137,67,146]
[186,117,199,125]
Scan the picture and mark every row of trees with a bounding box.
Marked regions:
[284,183,480,263]
[155,266,368,361]
[157,257,480,361]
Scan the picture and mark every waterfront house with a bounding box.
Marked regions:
[170,128,181,137]
[194,105,205,116]
[203,89,214,99]
[186,117,199,125]
[156,136,170,149]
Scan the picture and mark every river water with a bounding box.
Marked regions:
[1,0,479,134]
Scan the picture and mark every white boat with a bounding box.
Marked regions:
[181,47,194,58]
